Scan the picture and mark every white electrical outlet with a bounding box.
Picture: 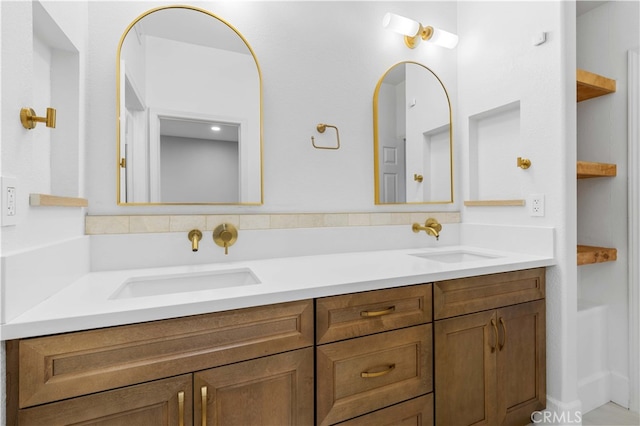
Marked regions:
[2,176,18,226]
[529,194,545,217]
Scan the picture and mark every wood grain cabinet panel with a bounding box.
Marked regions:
[435,300,546,426]
[195,348,314,426]
[316,284,432,344]
[17,374,192,426]
[433,268,545,320]
[317,324,432,426]
[336,394,434,426]
[10,300,313,408]
[497,300,546,426]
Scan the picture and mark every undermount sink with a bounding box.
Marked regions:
[110,268,260,299]
[410,250,499,264]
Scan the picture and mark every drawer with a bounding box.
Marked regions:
[316,284,432,344]
[336,394,433,426]
[433,268,545,320]
[9,299,314,408]
[317,324,432,426]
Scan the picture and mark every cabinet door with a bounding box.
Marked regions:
[194,347,314,426]
[17,374,192,426]
[435,310,498,426]
[497,300,546,426]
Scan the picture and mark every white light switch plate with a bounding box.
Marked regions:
[2,176,19,226]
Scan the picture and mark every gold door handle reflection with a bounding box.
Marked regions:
[490,319,498,353]
[360,306,395,317]
[499,317,507,350]
[201,386,207,426]
[361,364,395,378]
[178,391,184,426]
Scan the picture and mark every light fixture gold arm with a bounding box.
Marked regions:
[20,107,56,129]
[404,24,434,49]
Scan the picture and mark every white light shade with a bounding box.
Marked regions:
[382,13,420,36]
[428,27,459,49]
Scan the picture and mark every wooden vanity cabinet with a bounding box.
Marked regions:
[6,300,314,426]
[316,284,433,426]
[433,268,546,426]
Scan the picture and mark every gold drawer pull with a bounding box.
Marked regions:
[360,306,396,317]
[178,391,185,426]
[361,363,396,378]
[490,319,498,353]
[499,317,507,350]
[201,386,208,426]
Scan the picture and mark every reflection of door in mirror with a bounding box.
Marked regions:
[374,62,453,205]
[117,6,262,205]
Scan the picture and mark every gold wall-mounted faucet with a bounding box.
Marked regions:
[213,223,238,255]
[412,218,442,241]
[188,229,203,252]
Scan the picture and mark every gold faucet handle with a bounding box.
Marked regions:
[425,218,442,232]
[213,223,238,255]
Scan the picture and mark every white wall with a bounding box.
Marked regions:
[0,1,90,423]
[577,0,640,410]
[160,136,239,203]
[1,1,88,254]
[86,1,459,214]
[457,0,579,416]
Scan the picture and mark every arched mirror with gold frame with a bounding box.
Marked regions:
[116,5,262,205]
[373,61,453,204]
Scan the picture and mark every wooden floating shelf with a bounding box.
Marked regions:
[464,200,525,207]
[577,245,617,265]
[30,193,88,207]
[577,161,617,179]
[577,69,616,102]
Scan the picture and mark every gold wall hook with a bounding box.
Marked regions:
[188,229,203,252]
[20,107,56,129]
[312,123,340,150]
[517,157,531,169]
[213,223,238,255]
[414,174,424,183]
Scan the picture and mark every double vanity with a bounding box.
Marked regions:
[4,246,551,425]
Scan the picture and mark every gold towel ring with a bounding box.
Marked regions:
[311,123,340,150]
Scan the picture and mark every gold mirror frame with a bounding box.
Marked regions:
[373,61,453,205]
[116,5,263,205]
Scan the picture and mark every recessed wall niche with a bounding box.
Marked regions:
[467,101,524,204]
[31,3,82,202]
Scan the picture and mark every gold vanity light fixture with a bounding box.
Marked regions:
[517,157,532,169]
[382,13,458,49]
[20,107,56,130]
[188,229,203,252]
[213,223,238,255]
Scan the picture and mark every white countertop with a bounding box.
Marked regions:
[0,245,554,340]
